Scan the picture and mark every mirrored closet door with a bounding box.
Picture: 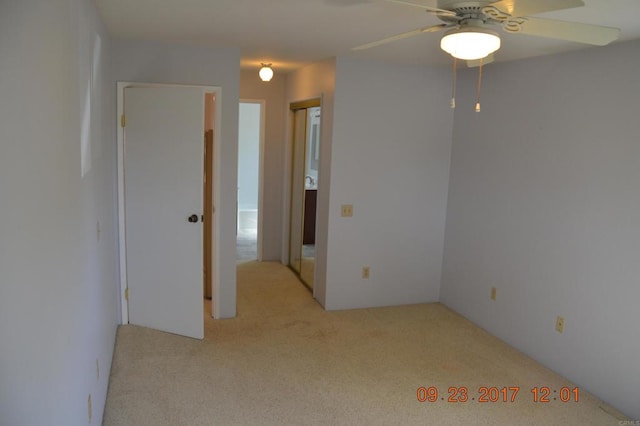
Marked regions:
[289,100,321,290]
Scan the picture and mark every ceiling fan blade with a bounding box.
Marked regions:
[466,53,495,68]
[513,17,620,46]
[384,0,456,17]
[487,0,584,18]
[352,24,449,51]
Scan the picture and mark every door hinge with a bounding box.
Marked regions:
[121,114,126,128]
[125,287,129,301]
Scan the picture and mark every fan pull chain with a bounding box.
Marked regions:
[475,57,484,112]
[450,57,457,109]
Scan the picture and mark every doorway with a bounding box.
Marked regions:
[236,101,264,263]
[203,93,215,299]
[289,100,321,290]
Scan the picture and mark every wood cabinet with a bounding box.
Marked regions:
[303,189,317,245]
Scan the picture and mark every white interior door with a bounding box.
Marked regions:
[124,86,204,339]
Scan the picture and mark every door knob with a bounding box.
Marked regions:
[188,214,199,223]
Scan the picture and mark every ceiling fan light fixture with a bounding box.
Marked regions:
[259,63,274,82]
[440,28,501,60]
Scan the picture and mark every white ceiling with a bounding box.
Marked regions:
[96,0,640,73]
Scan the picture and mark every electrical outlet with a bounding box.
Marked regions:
[341,204,353,217]
[96,221,101,242]
[491,287,497,301]
[555,316,565,334]
[362,267,370,279]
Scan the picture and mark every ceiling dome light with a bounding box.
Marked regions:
[259,63,274,82]
[440,27,501,60]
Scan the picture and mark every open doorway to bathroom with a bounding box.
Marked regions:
[237,101,264,262]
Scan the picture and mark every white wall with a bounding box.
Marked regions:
[305,107,321,186]
[324,57,454,310]
[238,102,261,212]
[440,40,640,419]
[285,59,337,307]
[111,41,240,318]
[0,0,119,424]
[239,70,286,261]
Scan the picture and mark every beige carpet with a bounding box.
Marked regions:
[103,261,628,425]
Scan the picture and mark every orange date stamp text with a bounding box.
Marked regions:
[416,386,579,403]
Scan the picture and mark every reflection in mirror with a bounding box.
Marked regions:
[289,102,320,290]
[300,107,320,287]
[289,109,306,275]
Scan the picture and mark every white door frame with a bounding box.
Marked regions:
[117,82,222,323]
[238,99,266,261]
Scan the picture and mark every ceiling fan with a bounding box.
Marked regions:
[353,0,621,64]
